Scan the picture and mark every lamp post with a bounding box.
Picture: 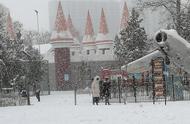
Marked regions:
[34,10,40,53]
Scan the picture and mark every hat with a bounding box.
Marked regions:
[95,76,100,80]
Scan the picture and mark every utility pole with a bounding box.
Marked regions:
[34,10,40,53]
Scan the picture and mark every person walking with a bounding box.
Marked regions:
[103,77,111,105]
[35,89,40,102]
[91,76,100,105]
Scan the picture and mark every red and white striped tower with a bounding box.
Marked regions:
[82,10,95,48]
[67,14,80,47]
[6,12,16,40]
[50,1,74,90]
[96,8,112,49]
[67,14,80,41]
[120,1,129,30]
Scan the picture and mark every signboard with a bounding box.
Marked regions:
[152,58,165,97]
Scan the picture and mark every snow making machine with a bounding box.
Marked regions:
[120,29,190,103]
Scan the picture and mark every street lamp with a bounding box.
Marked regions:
[34,10,40,53]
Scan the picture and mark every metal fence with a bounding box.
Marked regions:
[107,74,190,104]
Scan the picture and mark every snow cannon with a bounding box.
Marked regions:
[155,31,167,49]
[155,29,190,73]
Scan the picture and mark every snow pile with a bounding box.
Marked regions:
[0,91,190,124]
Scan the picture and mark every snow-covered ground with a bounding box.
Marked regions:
[0,91,190,124]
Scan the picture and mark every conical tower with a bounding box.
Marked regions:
[51,1,74,90]
[67,14,80,41]
[50,1,73,43]
[67,14,82,62]
[81,10,96,61]
[99,8,108,35]
[96,8,112,47]
[6,12,16,40]
[95,8,114,61]
[67,14,80,47]
[120,1,129,30]
[82,10,95,46]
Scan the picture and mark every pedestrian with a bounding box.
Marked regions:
[35,89,40,102]
[20,89,27,97]
[103,77,111,105]
[91,76,100,105]
[99,80,104,101]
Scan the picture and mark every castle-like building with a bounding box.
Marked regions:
[48,1,129,90]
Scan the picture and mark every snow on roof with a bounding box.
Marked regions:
[128,50,162,66]
[51,31,73,41]
[156,29,190,48]
[127,50,163,73]
[33,44,53,55]
[96,33,112,42]
[82,35,95,43]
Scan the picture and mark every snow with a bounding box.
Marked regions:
[154,29,190,73]
[82,35,95,43]
[0,91,190,124]
[33,44,52,55]
[95,33,112,41]
[51,30,73,41]
[155,29,190,48]
[127,50,163,73]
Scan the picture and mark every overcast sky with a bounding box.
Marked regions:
[1,0,188,34]
[0,0,51,31]
[0,0,125,32]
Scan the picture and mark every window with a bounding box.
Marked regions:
[72,51,75,56]
[100,48,110,55]
[102,49,105,54]
[87,50,90,55]
[64,74,69,81]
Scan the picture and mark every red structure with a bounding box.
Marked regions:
[120,1,129,30]
[54,1,67,33]
[99,8,108,35]
[51,1,73,90]
[6,12,16,40]
[100,68,128,80]
[54,48,71,89]
[85,10,94,36]
[67,14,80,39]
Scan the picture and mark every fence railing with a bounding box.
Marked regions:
[105,75,190,104]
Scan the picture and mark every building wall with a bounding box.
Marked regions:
[48,60,120,90]
[48,63,56,91]
[54,48,71,90]
[69,44,115,62]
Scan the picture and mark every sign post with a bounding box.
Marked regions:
[152,57,166,105]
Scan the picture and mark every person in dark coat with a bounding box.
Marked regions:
[103,77,111,105]
[35,89,40,102]
[99,80,104,101]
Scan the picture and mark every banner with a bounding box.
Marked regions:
[152,57,165,97]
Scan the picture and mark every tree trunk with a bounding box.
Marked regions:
[176,0,181,33]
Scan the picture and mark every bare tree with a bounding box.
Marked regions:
[22,30,51,46]
[138,0,190,34]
